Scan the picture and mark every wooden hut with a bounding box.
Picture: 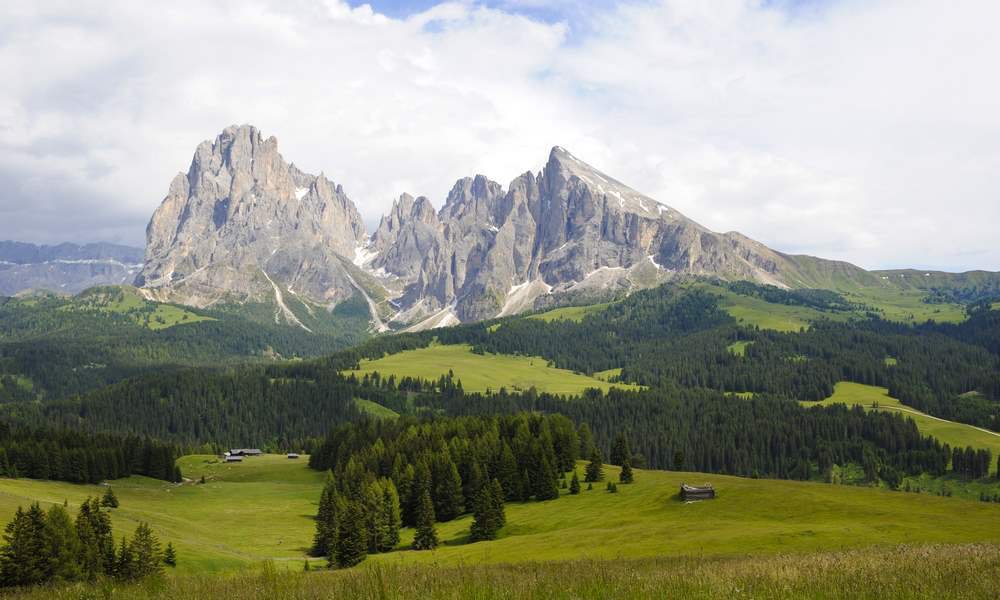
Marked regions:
[680,483,715,500]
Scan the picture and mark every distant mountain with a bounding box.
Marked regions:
[0,241,143,296]
[137,125,995,332]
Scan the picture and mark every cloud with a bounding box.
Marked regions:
[0,0,997,271]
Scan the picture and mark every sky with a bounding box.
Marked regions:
[0,0,998,272]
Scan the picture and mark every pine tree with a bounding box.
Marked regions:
[619,457,634,484]
[470,482,496,541]
[101,487,119,508]
[44,504,81,582]
[569,470,581,495]
[585,449,604,483]
[470,479,505,542]
[312,477,341,557]
[434,458,464,521]
[163,542,177,567]
[534,454,560,501]
[378,479,402,552]
[610,433,631,467]
[491,479,506,529]
[128,522,163,578]
[0,504,49,587]
[334,500,368,568]
[115,535,135,580]
[412,491,438,551]
[577,423,595,458]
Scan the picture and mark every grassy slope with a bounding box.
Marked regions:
[71,286,214,330]
[345,343,641,394]
[527,303,610,323]
[354,397,400,419]
[802,382,1000,473]
[727,341,753,356]
[1,457,998,576]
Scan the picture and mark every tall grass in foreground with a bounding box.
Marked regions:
[8,544,1000,599]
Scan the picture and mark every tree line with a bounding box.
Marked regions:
[0,497,174,588]
[0,423,182,483]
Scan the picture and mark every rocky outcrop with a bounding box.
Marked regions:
[138,125,368,326]
[371,146,800,326]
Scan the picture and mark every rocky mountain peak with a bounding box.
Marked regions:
[139,125,369,326]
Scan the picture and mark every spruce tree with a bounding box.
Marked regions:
[115,535,135,580]
[491,478,506,529]
[534,454,560,501]
[412,491,438,551]
[163,542,177,567]
[44,504,81,582]
[434,459,464,521]
[334,500,368,568]
[610,433,631,467]
[312,477,341,557]
[585,449,604,483]
[470,482,496,541]
[128,522,163,578]
[569,470,581,495]
[101,487,119,509]
[620,457,634,484]
[0,504,49,587]
[378,479,402,552]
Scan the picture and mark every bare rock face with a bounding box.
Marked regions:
[138,127,853,332]
[139,125,367,320]
[373,146,798,327]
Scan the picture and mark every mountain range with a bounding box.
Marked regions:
[2,124,995,331]
[0,241,143,296]
[130,124,888,331]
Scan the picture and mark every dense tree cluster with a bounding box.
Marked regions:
[0,498,170,587]
[309,414,587,566]
[950,446,992,479]
[0,424,181,483]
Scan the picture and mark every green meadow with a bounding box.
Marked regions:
[727,340,753,356]
[802,382,1000,473]
[1,456,998,577]
[527,303,611,323]
[345,343,641,394]
[353,397,400,419]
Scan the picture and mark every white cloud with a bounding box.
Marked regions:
[0,0,997,271]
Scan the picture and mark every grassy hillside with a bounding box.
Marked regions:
[6,544,999,599]
[1,455,997,576]
[66,286,214,330]
[344,343,641,394]
[802,382,1000,473]
[527,303,610,323]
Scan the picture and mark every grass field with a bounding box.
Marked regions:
[345,343,641,394]
[354,398,400,419]
[802,383,1000,473]
[727,341,753,356]
[2,455,998,578]
[67,286,213,330]
[7,544,999,599]
[528,303,610,323]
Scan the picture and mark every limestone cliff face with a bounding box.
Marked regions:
[138,126,843,331]
[368,147,794,326]
[139,125,367,318]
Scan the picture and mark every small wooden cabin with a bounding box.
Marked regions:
[287,453,300,459]
[224,455,244,463]
[680,483,715,500]
[229,448,263,457]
